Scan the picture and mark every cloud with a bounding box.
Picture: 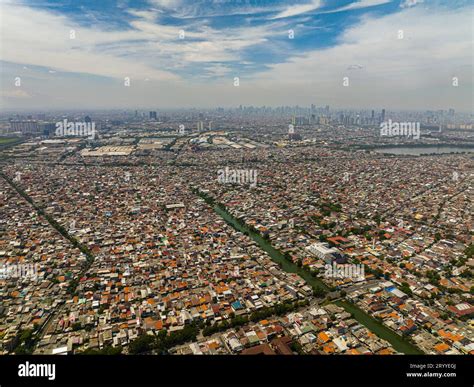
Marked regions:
[319,0,391,14]
[0,1,287,83]
[400,0,424,8]
[0,0,471,111]
[147,0,271,19]
[203,64,232,78]
[0,2,179,81]
[271,0,322,19]
[1,89,32,99]
[150,0,181,7]
[251,4,473,110]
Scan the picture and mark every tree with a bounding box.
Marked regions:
[313,287,326,298]
[400,282,413,296]
[129,334,155,354]
[82,346,122,355]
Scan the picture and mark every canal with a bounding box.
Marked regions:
[200,191,422,354]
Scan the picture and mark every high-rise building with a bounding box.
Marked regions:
[295,116,309,125]
[149,111,157,120]
[41,122,56,136]
[319,116,329,125]
[9,120,40,135]
[381,109,386,123]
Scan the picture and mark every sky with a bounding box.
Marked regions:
[0,0,472,111]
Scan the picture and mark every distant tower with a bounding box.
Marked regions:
[381,109,386,123]
[85,115,92,123]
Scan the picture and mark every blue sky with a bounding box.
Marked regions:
[0,0,472,110]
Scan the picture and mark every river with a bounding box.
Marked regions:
[374,145,474,156]
[208,198,422,354]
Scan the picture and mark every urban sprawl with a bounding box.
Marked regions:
[0,106,473,356]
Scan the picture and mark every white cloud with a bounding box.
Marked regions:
[0,3,179,81]
[0,0,471,111]
[400,0,424,8]
[149,0,182,9]
[319,0,391,14]
[271,0,322,19]
[0,1,284,81]
[203,64,232,77]
[251,4,473,110]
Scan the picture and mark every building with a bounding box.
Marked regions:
[9,120,40,135]
[307,243,340,263]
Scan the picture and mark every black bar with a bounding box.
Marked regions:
[0,355,471,386]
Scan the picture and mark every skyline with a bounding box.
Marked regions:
[0,0,473,111]
[0,105,470,116]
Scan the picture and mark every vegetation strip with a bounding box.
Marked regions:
[193,187,423,354]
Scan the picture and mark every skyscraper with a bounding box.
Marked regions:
[9,120,40,134]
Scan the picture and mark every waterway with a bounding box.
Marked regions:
[208,197,422,354]
[374,145,474,156]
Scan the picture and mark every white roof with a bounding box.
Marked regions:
[52,346,68,355]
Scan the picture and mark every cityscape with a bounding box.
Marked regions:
[0,0,472,385]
